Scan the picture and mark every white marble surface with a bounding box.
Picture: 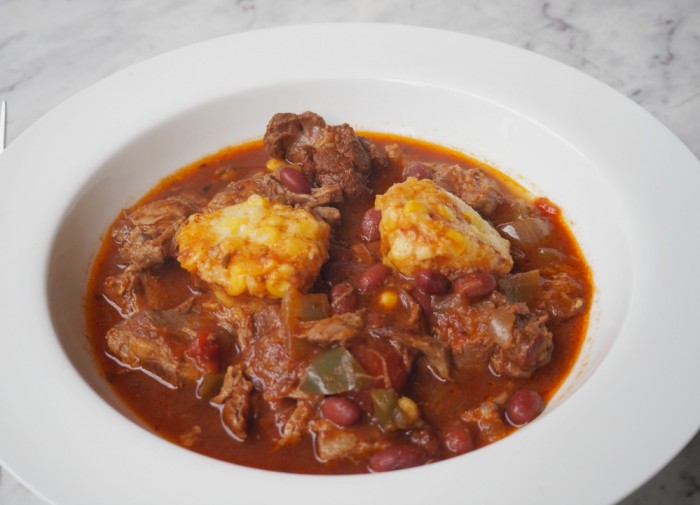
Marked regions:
[0,0,699,503]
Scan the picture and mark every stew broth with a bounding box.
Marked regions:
[86,119,591,474]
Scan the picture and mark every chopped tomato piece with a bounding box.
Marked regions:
[185,329,221,374]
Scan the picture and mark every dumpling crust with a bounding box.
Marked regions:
[176,195,330,298]
[375,177,512,278]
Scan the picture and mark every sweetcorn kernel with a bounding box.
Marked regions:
[436,204,455,220]
[404,200,428,214]
[265,158,284,171]
[378,289,399,310]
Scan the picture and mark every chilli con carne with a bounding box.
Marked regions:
[86,112,592,474]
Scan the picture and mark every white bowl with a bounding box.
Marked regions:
[1,24,699,505]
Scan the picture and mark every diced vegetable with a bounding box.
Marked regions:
[185,328,220,374]
[499,270,541,304]
[535,247,569,264]
[370,389,422,431]
[282,290,333,358]
[489,306,515,348]
[498,217,553,248]
[282,289,331,329]
[298,293,331,321]
[431,293,464,312]
[300,347,374,395]
[197,372,225,400]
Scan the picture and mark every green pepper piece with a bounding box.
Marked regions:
[300,346,373,395]
[370,388,399,429]
[370,388,423,431]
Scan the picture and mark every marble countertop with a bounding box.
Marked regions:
[0,0,698,503]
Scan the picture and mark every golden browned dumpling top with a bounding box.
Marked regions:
[176,195,330,298]
[375,177,512,278]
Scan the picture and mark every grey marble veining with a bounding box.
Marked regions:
[0,1,699,504]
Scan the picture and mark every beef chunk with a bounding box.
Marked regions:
[105,310,224,387]
[431,294,497,371]
[206,172,343,226]
[538,272,586,319]
[308,420,390,463]
[241,305,305,401]
[277,399,314,447]
[431,164,503,215]
[112,196,200,272]
[102,271,140,317]
[460,400,509,445]
[195,294,268,351]
[399,161,503,215]
[103,268,189,318]
[264,111,387,198]
[211,364,253,441]
[295,310,365,344]
[369,327,451,381]
[263,111,326,160]
[205,178,272,211]
[489,311,552,378]
[311,206,341,226]
[431,292,552,378]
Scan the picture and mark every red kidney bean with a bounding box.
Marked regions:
[360,208,382,242]
[403,162,434,181]
[368,445,428,472]
[356,263,389,293]
[443,422,475,455]
[353,345,408,392]
[453,272,496,298]
[415,269,450,295]
[506,389,545,426]
[279,166,312,194]
[330,282,358,314]
[320,396,362,427]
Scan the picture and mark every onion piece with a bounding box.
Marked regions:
[431,294,464,312]
[499,270,541,304]
[498,217,553,248]
[282,290,331,328]
[490,307,516,348]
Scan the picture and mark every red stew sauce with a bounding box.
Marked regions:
[86,114,592,474]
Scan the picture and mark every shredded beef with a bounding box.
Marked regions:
[206,171,343,226]
[369,327,451,381]
[211,364,253,441]
[538,272,586,319]
[112,196,200,272]
[277,399,315,447]
[241,305,305,401]
[295,310,365,344]
[105,310,223,387]
[461,400,509,445]
[308,420,390,463]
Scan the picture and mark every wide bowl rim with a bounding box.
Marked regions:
[0,23,699,505]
